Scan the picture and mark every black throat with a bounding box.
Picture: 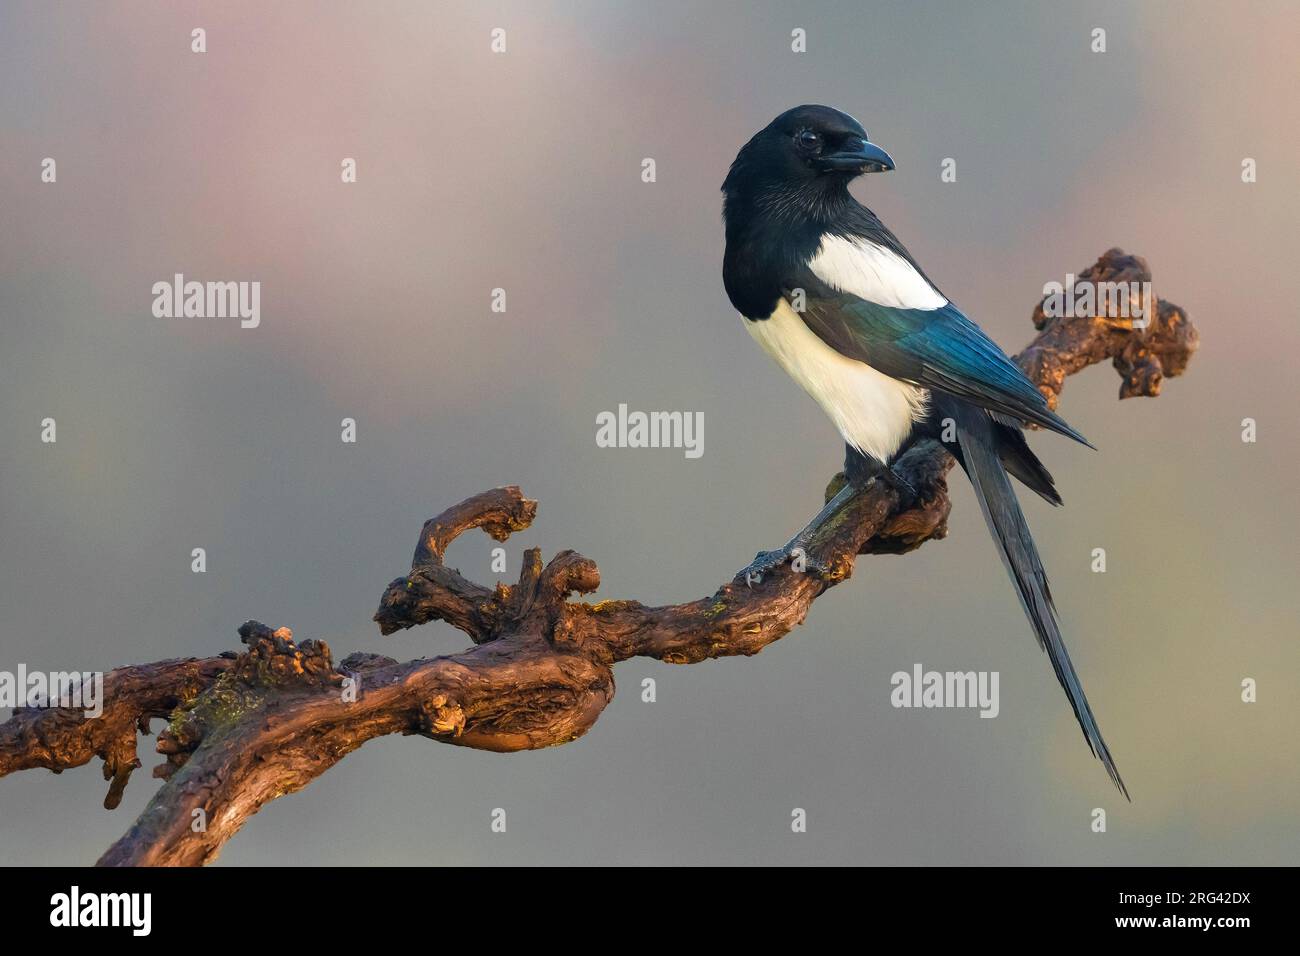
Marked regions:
[721,177,858,320]
[721,178,934,320]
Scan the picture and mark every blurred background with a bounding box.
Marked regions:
[1,0,1296,865]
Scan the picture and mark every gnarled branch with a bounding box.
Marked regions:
[0,248,1198,865]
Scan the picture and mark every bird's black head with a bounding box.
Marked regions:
[722,105,894,223]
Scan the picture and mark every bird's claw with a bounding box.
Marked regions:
[737,543,829,587]
[893,469,917,495]
[846,457,918,503]
[880,466,918,503]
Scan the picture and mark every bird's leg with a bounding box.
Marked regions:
[845,444,917,504]
[738,445,923,586]
[882,465,917,502]
[737,482,859,586]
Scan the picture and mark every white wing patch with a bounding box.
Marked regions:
[745,299,929,464]
[809,234,947,310]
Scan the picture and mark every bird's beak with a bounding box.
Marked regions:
[818,138,895,174]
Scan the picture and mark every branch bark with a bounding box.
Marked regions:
[0,249,1198,866]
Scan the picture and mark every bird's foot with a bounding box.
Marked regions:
[737,538,830,587]
[844,446,917,504]
[846,467,918,509]
[881,466,918,503]
[736,480,861,586]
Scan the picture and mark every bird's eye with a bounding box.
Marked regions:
[796,129,822,151]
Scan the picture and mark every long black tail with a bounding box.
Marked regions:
[933,396,1129,798]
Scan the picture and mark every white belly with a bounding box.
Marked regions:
[745,299,928,463]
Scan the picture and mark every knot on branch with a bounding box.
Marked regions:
[1114,299,1198,399]
[231,622,341,688]
[413,485,537,565]
[515,548,601,632]
[373,486,601,645]
[537,550,602,601]
[154,622,341,780]
[417,693,466,738]
[374,486,540,638]
[1025,247,1199,407]
[444,648,615,750]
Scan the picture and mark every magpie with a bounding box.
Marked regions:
[722,105,1127,797]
